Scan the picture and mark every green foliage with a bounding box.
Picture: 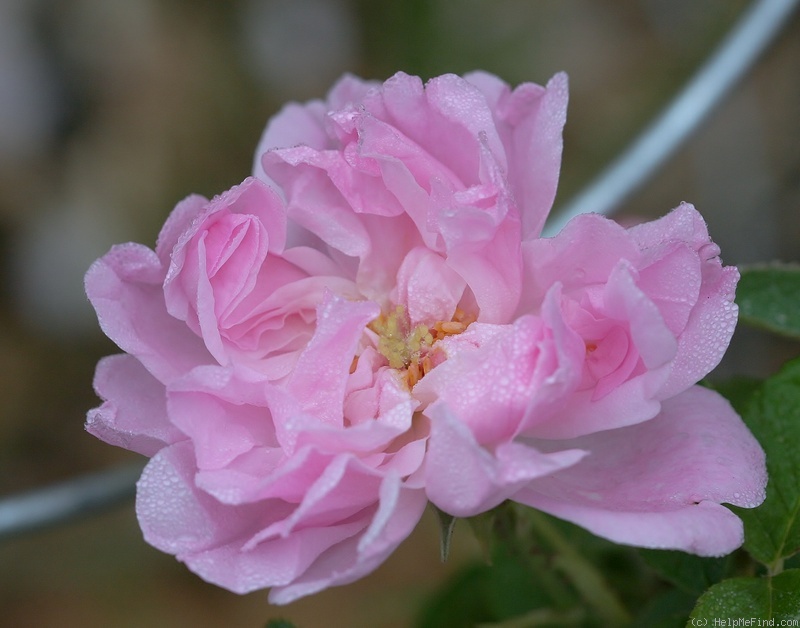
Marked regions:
[630,589,697,628]
[415,552,555,628]
[638,550,730,596]
[737,264,800,339]
[418,505,662,627]
[732,356,800,569]
[690,570,800,621]
[265,620,297,628]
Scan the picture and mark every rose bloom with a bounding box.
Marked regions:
[86,71,765,603]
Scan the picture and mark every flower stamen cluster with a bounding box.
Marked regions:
[367,306,474,388]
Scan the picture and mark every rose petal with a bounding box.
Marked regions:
[136,441,265,557]
[516,386,766,555]
[167,365,277,470]
[392,247,466,326]
[86,354,182,456]
[85,243,211,382]
[268,474,427,604]
[284,292,380,430]
[425,402,585,517]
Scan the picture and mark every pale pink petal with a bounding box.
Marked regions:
[415,286,586,442]
[392,247,466,326]
[517,207,740,438]
[634,243,701,336]
[188,518,367,597]
[136,441,266,557]
[269,475,427,604]
[285,292,380,427]
[445,215,521,323]
[192,455,425,601]
[86,354,182,456]
[355,213,428,306]
[198,445,325,506]
[432,143,523,323]
[462,70,569,239]
[462,71,510,111]
[515,386,766,555]
[262,147,371,258]
[167,365,278,471]
[174,214,269,364]
[193,447,286,505]
[529,279,672,437]
[626,203,739,397]
[244,455,383,545]
[375,72,501,186]
[252,100,329,182]
[519,212,638,314]
[326,73,381,110]
[164,178,287,326]
[353,108,462,199]
[85,243,212,382]
[155,194,207,266]
[331,112,437,216]
[661,265,738,398]
[602,261,677,371]
[299,367,419,455]
[139,443,400,598]
[532,375,666,440]
[425,403,585,517]
[494,72,569,239]
[415,315,574,444]
[628,202,711,259]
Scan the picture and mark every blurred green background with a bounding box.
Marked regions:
[0,1,798,626]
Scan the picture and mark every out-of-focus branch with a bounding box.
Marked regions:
[0,463,144,541]
[544,0,800,237]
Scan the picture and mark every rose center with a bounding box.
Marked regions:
[367,305,474,388]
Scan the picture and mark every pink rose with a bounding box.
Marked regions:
[87,70,569,603]
[86,69,765,605]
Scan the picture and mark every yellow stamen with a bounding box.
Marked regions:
[367,305,474,389]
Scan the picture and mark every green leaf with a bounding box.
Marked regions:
[638,550,730,595]
[732,356,800,569]
[707,377,761,415]
[524,510,630,625]
[265,620,297,628]
[415,562,496,628]
[630,589,696,628]
[737,263,800,339]
[689,569,800,621]
[414,553,556,628]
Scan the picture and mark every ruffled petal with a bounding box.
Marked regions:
[167,365,277,471]
[86,354,182,456]
[269,474,427,604]
[85,243,212,382]
[515,386,766,555]
[136,441,266,557]
[487,72,569,239]
[285,292,380,430]
[425,402,585,517]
